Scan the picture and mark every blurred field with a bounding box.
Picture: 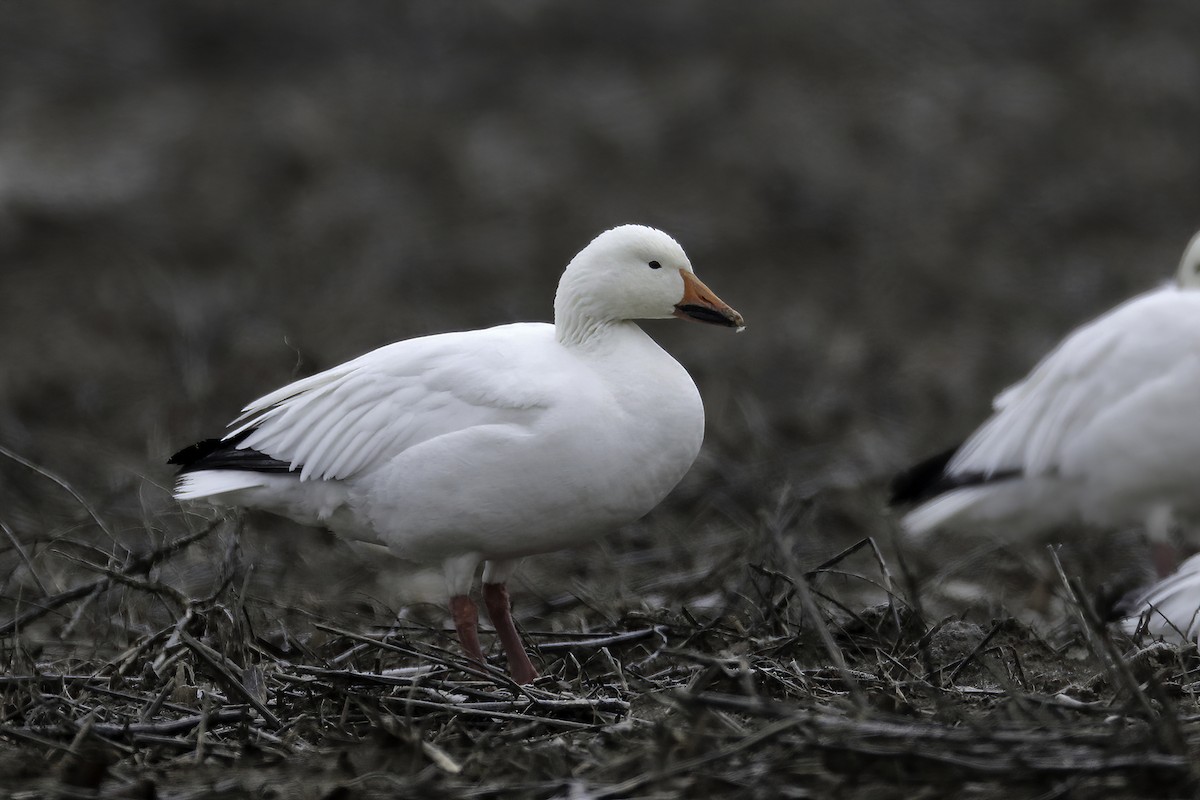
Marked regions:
[3,2,1200,797]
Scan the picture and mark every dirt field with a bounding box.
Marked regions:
[3,2,1200,797]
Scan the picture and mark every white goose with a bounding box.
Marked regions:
[1120,553,1200,643]
[891,230,1200,574]
[170,225,744,683]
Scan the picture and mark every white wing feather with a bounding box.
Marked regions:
[1123,553,1200,642]
[225,323,557,482]
[948,287,1200,479]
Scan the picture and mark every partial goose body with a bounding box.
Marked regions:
[177,321,704,565]
[1120,553,1200,643]
[171,224,744,683]
[891,231,1200,572]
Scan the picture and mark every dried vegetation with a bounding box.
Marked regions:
[3,472,1200,798]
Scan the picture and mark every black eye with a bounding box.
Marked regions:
[648,260,662,270]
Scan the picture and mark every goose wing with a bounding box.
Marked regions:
[221,323,560,482]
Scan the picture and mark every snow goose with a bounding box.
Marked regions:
[170,224,744,683]
[1119,553,1200,642]
[890,230,1200,573]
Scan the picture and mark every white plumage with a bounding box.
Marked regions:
[893,231,1200,554]
[1121,553,1200,643]
[171,224,744,683]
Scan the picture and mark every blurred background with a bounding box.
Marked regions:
[2,1,1200,647]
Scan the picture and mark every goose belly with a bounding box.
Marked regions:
[347,398,704,564]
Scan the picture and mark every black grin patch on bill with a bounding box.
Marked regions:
[675,303,739,327]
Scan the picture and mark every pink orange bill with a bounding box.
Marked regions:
[672,269,745,330]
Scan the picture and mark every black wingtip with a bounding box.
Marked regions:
[169,428,252,468]
[168,428,295,475]
[168,438,224,467]
[889,445,960,506]
[890,442,1024,506]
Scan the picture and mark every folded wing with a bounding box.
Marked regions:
[193,323,558,483]
[949,288,1200,481]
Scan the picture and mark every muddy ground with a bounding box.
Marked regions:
[3,2,1200,797]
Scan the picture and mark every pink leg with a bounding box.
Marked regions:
[450,594,485,668]
[482,582,539,684]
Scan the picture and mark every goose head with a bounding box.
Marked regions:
[554,225,744,344]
